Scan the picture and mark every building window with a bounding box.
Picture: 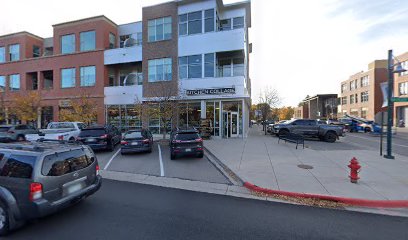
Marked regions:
[179,11,202,36]
[179,55,202,79]
[205,53,215,78]
[148,58,172,82]
[9,74,20,91]
[350,80,356,90]
[109,33,116,49]
[400,61,408,77]
[204,9,215,33]
[341,83,348,93]
[341,96,347,105]
[219,19,231,31]
[361,108,368,119]
[361,75,369,87]
[0,47,5,63]
[399,82,408,95]
[148,17,172,42]
[61,68,76,88]
[355,94,358,103]
[33,45,41,58]
[61,34,75,54]
[233,17,244,29]
[350,95,355,104]
[233,58,245,76]
[80,31,96,51]
[0,76,5,91]
[217,57,245,77]
[9,44,20,61]
[361,91,369,102]
[80,66,96,87]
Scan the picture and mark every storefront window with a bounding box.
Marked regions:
[107,105,142,132]
[188,102,201,128]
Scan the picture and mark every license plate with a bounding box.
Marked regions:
[185,148,192,152]
[131,142,139,146]
[87,138,96,142]
[67,183,83,195]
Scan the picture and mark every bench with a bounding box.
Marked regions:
[278,133,304,149]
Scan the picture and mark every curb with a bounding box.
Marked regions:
[244,182,408,208]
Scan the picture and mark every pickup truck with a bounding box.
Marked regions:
[272,119,344,142]
[26,122,87,142]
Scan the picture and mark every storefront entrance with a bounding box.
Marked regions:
[223,111,239,138]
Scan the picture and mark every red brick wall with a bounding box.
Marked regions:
[0,33,44,61]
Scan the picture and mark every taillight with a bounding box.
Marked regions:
[121,141,128,145]
[29,182,43,201]
[58,135,64,140]
[100,134,108,139]
[195,138,203,143]
[143,139,150,144]
[96,164,100,175]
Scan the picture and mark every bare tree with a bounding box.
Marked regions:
[258,87,280,133]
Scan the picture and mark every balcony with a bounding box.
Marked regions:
[104,85,143,105]
[104,46,142,65]
[178,28,245,56]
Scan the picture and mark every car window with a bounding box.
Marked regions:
[15,125,28,130]
[0,127,11,132]
[42,149,94,176]
[308,120,317,126]
[175,133,199,141]
[0,154,36,179]
[124,131,143,139]
[49,123,75,129]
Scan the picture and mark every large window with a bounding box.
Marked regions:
[233,17,245,29]
[341,96,347,105]
[61,68,76,88]
[0,47,5,63]
[217,57,245,77]
[61,34,75,54]
[109,33,116,49]
[148,17,172,42]
[219,19,231,31]
[179,55,202,79]
[9,44,20,61]
[400,82,408,95]
[350,94,355,104]
[33,45,41,58]
[80,66,96,87]
[148,58,172,82]
[80,31,96,51]
[9,74,20,91]
[179,11,202,36]
[204,53,215,77]
[204,9,215,33]
[400,61,408,77]
[361,75,369,87]
[341,83,348,93]
[0,76,5,91]
[361,91,369,102]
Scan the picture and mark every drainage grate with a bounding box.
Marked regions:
[297,164,313,170]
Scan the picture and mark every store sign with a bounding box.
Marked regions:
[59,100,72,107]
[186,87,236,96]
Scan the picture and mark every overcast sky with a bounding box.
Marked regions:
[2,0,408,106]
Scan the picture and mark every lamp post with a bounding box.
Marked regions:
[384,49,407,159]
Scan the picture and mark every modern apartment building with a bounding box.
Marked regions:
[395,51,408,127]
[294,94,337,120]
[0,0,252,138]
[339,60,388,120]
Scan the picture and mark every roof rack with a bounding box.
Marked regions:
[36,139,80,144]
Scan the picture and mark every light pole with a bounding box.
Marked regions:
[384,49,406,159]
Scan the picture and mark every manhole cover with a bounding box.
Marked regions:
[297,164,313,169]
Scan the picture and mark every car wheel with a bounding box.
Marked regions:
[197,153,204,158]
[108,141,114,152]
[0,202,10,236]
[170,152,176,160]
[364,127,371,133]
[324,132,337,143]
[279,129,289,136]
[147,147,152,153]
[16,135,25,142]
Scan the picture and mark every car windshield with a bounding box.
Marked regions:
[175,133,199,141]
[124,131,143,139]
[49,123,75,129]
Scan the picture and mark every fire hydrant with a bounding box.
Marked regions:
[348,157,361,183]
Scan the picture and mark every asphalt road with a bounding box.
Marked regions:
[95,143,230,184]
[8,179,408,240]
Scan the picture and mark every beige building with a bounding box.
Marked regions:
[395,51,408,127]
[339,60,388,120]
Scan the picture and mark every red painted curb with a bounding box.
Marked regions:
[244,182,408,208]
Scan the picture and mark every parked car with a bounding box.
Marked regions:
[76,125,121,151]
[266,120,287,134]
[0,140,101,235]
[120,129,153,154]
[0,125,38,142]
[272,119,344,142]
[26,122,87,142]
[169,128,204,160]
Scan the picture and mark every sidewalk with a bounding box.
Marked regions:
[205,125,408,201]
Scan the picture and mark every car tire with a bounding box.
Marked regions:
[364,127,371,133]
[197,153,204,158]
[16,135,25,142]
[108,141,114,152]
[170,152,176,160]
[0,202,10,236]
[147,148,152,153]
[324,132,337,143]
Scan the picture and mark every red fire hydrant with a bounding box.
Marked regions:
[348,157,361,183]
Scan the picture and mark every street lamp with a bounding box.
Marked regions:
[384,49,407,159]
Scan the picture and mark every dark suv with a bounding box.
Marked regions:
[169,128,204,160]
[0,141,102,235]
[76,125,121,151]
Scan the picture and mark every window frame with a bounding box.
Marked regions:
[9,74,20,91]
[61,34,75,54]
[109,33,116,49]
[233,16,245,29]
[80,30,96,52]
[148,58,172,82]
[148,17,172,42]
[0,76,5,92]
[61,68,76,89]
[80,66,96,87]
[0,47,5,63]
[9,44,20,61]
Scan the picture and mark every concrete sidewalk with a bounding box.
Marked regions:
[205,125,408,201]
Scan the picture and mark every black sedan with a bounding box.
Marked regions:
[120,129,153,154]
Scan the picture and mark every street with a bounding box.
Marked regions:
[8,179,408,240]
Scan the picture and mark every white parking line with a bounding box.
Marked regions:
[348,134,408,148]
[158,144,165,177]
[104,148,121,170]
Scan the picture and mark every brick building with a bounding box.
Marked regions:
[395,51,408,127]
[0,0,252,138]
[339,60,388,120]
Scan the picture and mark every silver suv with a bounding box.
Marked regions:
[0,140,102,235]
[0,125,38,142]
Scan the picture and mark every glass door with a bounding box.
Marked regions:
[230,112,239,138]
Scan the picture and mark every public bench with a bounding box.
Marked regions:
[278,133,304,149]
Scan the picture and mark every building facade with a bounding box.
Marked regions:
[0,0,252,138]
[296,94,337,120]
[339,60,388,120]
[395,51,408,127]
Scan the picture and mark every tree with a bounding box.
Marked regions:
[278,106,295,120]
[59,92,98,125]
[10,91,42,127]
[258,87,280,132]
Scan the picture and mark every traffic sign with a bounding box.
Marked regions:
[391,97,408,102]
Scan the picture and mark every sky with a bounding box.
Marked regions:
[2,0,408,107]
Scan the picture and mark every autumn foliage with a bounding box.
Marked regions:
[10,91,42,122]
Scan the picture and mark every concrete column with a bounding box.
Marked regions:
[37,107,41,129]
[201,100,206,119]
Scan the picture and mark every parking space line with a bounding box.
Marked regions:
[348,134,408,148]
[158,144,165,177]
[103,148,121,170]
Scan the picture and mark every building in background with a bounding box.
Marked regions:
[395,52,408,127]
[0,0,252,138]
[293,104,309,119]
[339,60,388,120]
[296,94,338,120]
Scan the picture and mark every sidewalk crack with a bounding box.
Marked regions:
[264,142,280,190]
